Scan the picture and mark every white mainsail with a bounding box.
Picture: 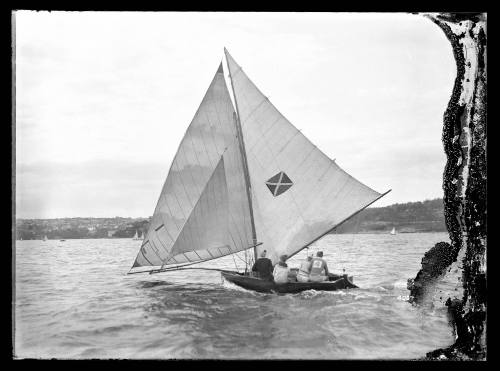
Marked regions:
[132,63,253,269]
[224,48,385,264]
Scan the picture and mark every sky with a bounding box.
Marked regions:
[14,12,456,219]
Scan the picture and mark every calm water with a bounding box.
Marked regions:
[14,232,457,359]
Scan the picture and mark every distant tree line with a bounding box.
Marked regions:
[112,220,150,238]
[16,198,447,240]
[334,198,447,234]
[16,219,150,240]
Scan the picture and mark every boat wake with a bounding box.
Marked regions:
[221,277,270,297]
[138,280,175,289]
[221,277,249,292]
[299,289,331,299]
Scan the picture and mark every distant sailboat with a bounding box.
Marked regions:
[390,227,396,235]
[128,49,390,293]
[133,230,142,240]
[43,235,48,241]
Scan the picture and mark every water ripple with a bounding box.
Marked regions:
[15,233,455,359]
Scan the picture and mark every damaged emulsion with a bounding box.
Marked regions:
[461,21,487,357]
[435,18,466,250]
[408,14,486,360]
[407,241,457,303]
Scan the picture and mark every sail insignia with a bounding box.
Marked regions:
[224,48,385,264]
[265,171,293,196]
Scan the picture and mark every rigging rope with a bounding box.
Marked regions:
[231,252,240,272]
[331,228,344,274]
[234,251,248,265]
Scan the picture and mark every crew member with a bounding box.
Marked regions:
[309,251,330,282]
[273,255,290,284]
[297,255,313,283]
[251,249,273,280]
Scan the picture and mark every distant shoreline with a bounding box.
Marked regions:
[16,230,449,241]
[15,198,446,240]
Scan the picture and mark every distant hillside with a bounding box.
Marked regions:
[333,198,446,234]
[15,217,151,240]
[16,198,447,240]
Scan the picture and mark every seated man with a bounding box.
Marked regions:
[297,255,313,283]
[251,249,273,280]
[309,251,330,282]
[273,255,290,284]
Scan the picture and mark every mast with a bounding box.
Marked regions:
[224,49,258,264]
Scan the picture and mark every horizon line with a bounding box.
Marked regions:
[14,197,444,220]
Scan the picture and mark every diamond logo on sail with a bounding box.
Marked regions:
[265,172,293,196]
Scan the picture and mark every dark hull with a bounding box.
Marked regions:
[221,271,358,294]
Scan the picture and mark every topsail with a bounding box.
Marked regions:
[131,50,387,271]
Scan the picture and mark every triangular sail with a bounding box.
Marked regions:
[161,156,240,265]
[224,49,384,264]
[132,63,253,269]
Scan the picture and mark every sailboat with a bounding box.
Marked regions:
[390,227,396,235]
[43,235,48,241]
[128,49,390,293]
[133,230,142,240]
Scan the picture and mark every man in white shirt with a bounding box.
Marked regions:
[273,255,290,284]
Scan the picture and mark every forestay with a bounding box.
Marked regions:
[132,64,253,269]
[224,48,384,265]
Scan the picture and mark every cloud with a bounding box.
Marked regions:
[14,11,455,217]
[16,159,169,218]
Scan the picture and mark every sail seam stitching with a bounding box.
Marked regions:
[153,230,170,255]
[241,97,268,123]
[178,144,196,210]
[137,70,226,268]
[228,211,246,256]
[149,238,168,264]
